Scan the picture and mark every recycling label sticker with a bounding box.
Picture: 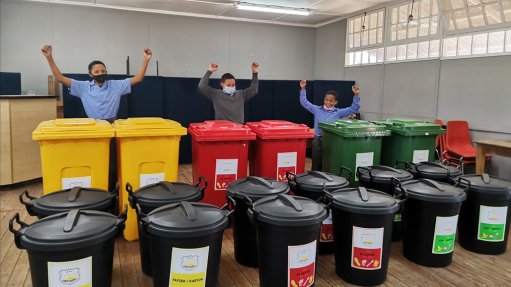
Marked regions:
[288,240,316,287]
[412,150,429,163]
[320,213,334,243]
[351,226,384,270]
[277,152,297,182]
[61,176,91,190]
[214,159,238,190]
[169,246,209,287]
[432,215,459,254]
[140,172,165,187]
[355,152,374,181]
[48,256,92,287]
[478,205,507,242]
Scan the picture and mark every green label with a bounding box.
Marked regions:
[432,215,458,254]
[478,205,507,242]
[394,213,402,222]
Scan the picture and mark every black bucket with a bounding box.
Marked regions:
[9,209,126,287]
[248,194,327,287]
[140,201,232,287]
[127,178,206,276]
[287,168,351,254]
[407,161,462,183]
[19,186,117,218]
[226,176,289,267]
[458,174,511,254]
[357,165,413,241]
[328,186,401,286]
[397,179,466,267]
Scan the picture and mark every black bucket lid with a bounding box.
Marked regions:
[13,209,125,251]
[128,180,204,209]
[407,161,462,179]
[142,202,229,238]
[458,174,511,196]
[357,165,413,184]
[20,187,115,217]
[288,171,350,193]
[331,187,400,215]
[398,179,466,203]
[226,176,289,200]
[250,194,327,226]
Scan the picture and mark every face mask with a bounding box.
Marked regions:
[222,86,236,95]
[323,105,335,111]
[92,74,108,84]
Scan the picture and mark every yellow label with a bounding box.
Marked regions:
[170,272,206,287]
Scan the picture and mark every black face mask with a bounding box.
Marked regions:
[92,74,107,83]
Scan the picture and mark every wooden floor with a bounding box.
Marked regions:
[1,160,511,287]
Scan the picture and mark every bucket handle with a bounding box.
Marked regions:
[285,171,297,183]
[316,184,333,218]
[394,161,411,171]
[67,186,82,202]
[278,194,303,212]
[126,182,137,208]
[181,202,198,221]
[357,166,373,183]
[116,206,128,230]
[8,213,28,249]
[221,195,236,217]
[420,178,445,191]
[19,190,36,209]
[391,177,408,201]
[194,176,208,201]
[339,166,352,180]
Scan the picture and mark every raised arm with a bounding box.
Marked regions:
[242,62,259,100]
[130,48,152,86]
[41,45,71,88]
[299,80,319,114]
[197,63,217,100]
[336,85,361,117]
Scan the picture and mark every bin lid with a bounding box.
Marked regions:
[245,120,314,139]
[251,194,327,226]
[407,161,462,179]
[318,120,391,138]
[399,179,466,203]
[129,181,203,208]
[226,176,289,200]
[32,118,114,140]
[188,120,256,142]
[331,187,400,215]
[288,171,350,193]
[114,117,187,137]
[17,209,122,251]
[28,187,115,216]
[143,202,228,238]
[458,174,511,196]
[372,118,445,136]
[357,165,413,184]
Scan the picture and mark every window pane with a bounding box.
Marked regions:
[488,30,505,53]
[378,11,384,27]
[454,9,470,29]
[472,33,488,54]
[346,53,351,66]
[354,17,361,32]
[397,44,407,60]
[451,0,465,10]
[502,1,511,22]
[409,22,418,38]
[355,51,361,64]
[369,28,377,45]
[387,46,397,61]
[412,1,419,18]
[469,6,485,27]
[485,3,502,25]
[398,23,408,40]
[506,30,511,52]
[392,7,398,24]
[430,39,440,57]
[362,50,369,64]
[446,13,456,30]
[349,52,355,65]
[377,27,383,43]
[419,18,430,36]
[431,16,438,34]
[432,0,438,15]
[420,0,431,18]
[354,32,360,47]
[399,4,409,22]
[419,41,430,58]
[458,35,472,55]
[377,48,385,62]
[369,49,378,63]
[467,0,480,6]
[362,30,369,46]
[391,24,397,41]
[443,37,458,57]
[407,43,418,59]
[349,34,354,48]
[349,20,354,33]
[370,12,378,29]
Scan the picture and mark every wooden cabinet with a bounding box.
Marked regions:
[1,96,56,185]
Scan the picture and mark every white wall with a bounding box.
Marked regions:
[0,1,316,94]
[314,20,346,80]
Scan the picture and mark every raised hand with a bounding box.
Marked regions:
[251,62,259,73]
[300,80,307,90]
[352,85,360,96]
[209,63,218,73]
[41,44,52,58]
[143,48,152,61]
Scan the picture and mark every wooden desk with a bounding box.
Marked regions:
[474,140,511,175]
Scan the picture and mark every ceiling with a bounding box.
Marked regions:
[20,0,395,27]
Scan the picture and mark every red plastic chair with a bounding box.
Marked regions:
[444,121,476,158]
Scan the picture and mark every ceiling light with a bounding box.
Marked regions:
[234,2,311,16]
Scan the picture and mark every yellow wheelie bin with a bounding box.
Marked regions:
[114,117,187,241]
[32,118,114,194]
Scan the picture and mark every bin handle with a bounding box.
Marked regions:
[457,177,471,188]
[194,176,208,201]
[19,190,36,207]
[8,213,28,249]
[391,177,408,201]
[285,171,297,183]
[126,182,134,196]
[116,206,128,228]
[339,166,352,180]
[357,187,369,202]
[482,173,491,184]
[420,178,445,191]
[245,176,273,188]
[222,195,237,217]
[67,186,82,202]
[160,182,176,194]
[278,194,303,212]
[63,209,81,233]
[308,171,333,181]
[394,161,410,170]
[180,202,197,221]
[356,166,373,182]
[135,203,146,218]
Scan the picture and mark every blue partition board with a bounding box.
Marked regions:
[0,72,22,95]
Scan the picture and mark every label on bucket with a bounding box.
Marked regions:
[320,214,334,242]
[277,152,297,182]
[432,215,458,254]
[61,176,91,190]
[412,150,429,163]
[478,205,508,242]
[48,256,92,287]
[288,240,316,287]
[355,152,374,181]
[169,246,209,287]
[140,172,165,187]
[351,227,383,270]
[394,213,402,222]
[214,159,238,190]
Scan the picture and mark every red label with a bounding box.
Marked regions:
[278,166,296,182]
[351,227,384,270]
[215,174,236,191]
[352,247,382,269]
[289,263,315,287]
[320,224,334,243]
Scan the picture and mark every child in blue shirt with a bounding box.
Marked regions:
[299,80,361,171]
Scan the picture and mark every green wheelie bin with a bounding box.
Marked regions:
[372,119,445,166]
[318,120,390,184]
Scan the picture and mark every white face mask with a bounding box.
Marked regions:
[222,86,236,95]
[323,105,335,111]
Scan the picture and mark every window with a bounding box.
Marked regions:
[346,48,385,66]
[441,0,511,33]
[346,9,385,66]
[442,28,511,58]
